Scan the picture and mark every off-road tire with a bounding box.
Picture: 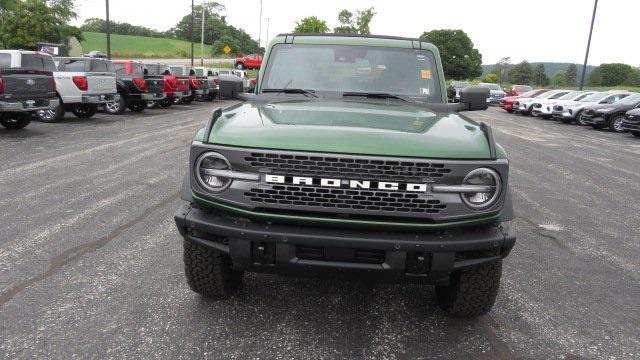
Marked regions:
[127,101,147,112]
[104,96,126,115]
[608,114,625,133]
[37,101,65,123]
[0,113,31,130]
[183,238,243,298]
[72,104,97,119]
[631,131,640,138]
[436,260,502,317]
[235,62,244,70]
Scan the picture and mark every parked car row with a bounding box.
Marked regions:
[0,50,256,130]
[501,88,640,138]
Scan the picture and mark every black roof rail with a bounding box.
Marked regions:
[203,107,223,143]
[275,33,431,44]
[479,122,497,160]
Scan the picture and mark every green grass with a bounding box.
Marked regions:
[81,31,214,59]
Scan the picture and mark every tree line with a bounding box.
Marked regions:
[487,58,640,88]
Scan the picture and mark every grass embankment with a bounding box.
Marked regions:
[81,31,215,59]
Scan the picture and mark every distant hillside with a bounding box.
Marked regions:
[482,62,596,80]
[81,31,214,58]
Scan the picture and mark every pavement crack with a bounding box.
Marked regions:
[0,191,180,307]
[477,315,515,359]
[514,212,570,250]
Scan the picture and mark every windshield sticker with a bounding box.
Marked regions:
[420,70,432,79]
[416,54,426,61]
[420,88,430,95]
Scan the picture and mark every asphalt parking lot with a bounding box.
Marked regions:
[0,103,638,359]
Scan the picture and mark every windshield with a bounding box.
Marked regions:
[170,66,184,76]
[557,91,583,100]
[514,85,532,92]
[480,83,501,91]
[616,93,640,105]
[579,92,606,102]
[262,44,442,102]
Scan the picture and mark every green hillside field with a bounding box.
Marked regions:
[81,31,214,58]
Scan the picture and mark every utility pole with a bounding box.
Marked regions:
[265,17,270,49]
[257,0,263,49]
[201,1,205,66]
[190,0,195,66]
[105,0,111,59]
[580,0,598,90]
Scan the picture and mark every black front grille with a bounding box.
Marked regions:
[296,246,386,264]
[622,121,640,131]
[245,184,446,214]
[244,152,451,182]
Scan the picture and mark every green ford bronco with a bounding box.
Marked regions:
[174,34,515,317]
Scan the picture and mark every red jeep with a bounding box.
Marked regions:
[234,54,263,70]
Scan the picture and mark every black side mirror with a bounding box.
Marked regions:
[458,86,490,111]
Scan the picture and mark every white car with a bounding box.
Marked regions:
[514,90,571,115]
[38,57,119,122]
[552,92,631,124]
[531,91,595,118]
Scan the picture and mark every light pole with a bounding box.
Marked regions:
[579,0,598,90]
[265,17,270,49]
[105,0,111,59]
[191,0,195,66]
[257,0,263,49]
[201,1,205,65]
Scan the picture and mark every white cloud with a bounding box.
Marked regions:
[73,0,638,66]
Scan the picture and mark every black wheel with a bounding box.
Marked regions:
[235,63,244,70]
[0,113,31,130]
[104,96,126,115]
[72,104,97,119]
[632,131,640,138]
[183,238,243,298]
[608,114,626,133]
[436,260,502,318]
[127,101,147,112]
[576,112,588,126]
[159,98,173,107]
[37,102,65,123]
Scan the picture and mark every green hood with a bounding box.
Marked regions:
[205,99,492,159]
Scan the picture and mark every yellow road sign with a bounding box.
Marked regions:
[223,45,231,54]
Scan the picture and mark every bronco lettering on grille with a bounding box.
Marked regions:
[265,174,429,192]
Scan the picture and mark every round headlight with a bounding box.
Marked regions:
[195,152,232,192]
[461,168,502,209]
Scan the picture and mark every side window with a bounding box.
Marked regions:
[114,63,126,77]
[0,53,11,68]
[90,60,109,72]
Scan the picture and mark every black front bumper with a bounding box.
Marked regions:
[174,202,516,283]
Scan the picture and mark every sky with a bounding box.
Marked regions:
[73,0,637,66]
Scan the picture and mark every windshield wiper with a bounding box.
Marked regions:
[342,91,409,102]
[262,88,318,97]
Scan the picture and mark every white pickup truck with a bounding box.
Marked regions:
[38,57,119,122]
[0,50,59,130]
